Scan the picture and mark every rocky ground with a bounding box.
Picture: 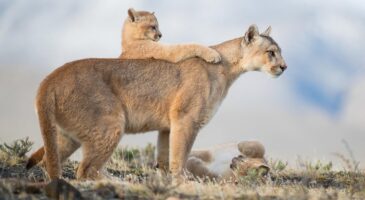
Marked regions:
[0,138,364,200]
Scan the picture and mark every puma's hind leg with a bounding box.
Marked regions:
[186,157,217,179]
[76,118,124,180]
[189,150,213,163]
[40,130,81,165]
[57,132,81,164]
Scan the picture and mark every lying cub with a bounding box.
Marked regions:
[186,141,269,180]
[120,8,221,63]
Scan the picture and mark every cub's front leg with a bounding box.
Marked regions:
[165,44,221,63]
[121,41,221,64]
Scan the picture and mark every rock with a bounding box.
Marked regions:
[95,184,118,199]
[45,178,83,200]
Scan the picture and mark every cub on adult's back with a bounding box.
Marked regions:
[120,8,221,63]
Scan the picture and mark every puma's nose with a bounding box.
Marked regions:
[158,33,162,38]
[280,64,287,71]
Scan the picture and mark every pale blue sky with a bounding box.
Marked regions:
[0,0,364,167]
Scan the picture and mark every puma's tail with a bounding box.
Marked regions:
[33,83,60,180]
[26,146,45,169]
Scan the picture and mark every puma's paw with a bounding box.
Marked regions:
[203,49,222,63]
[230,155,245,170]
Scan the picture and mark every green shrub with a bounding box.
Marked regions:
[0,137,33,158]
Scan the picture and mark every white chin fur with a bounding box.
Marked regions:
[263,68,283,78]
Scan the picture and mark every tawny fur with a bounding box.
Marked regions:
[27,25,286,180]
[120,8,221,63]
[237,141,265,158]
[186,141,269,180]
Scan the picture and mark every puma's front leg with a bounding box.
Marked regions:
[157,130,170,171]
[169,119,198,176]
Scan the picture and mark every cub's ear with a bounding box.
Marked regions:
[262,26,272,36]
[242,24,259,45]
[237,141,265,158]
[128,8,138,22]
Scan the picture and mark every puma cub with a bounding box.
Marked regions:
[186,141,269,180]
[120,8,221,63]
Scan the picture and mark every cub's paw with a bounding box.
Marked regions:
[230,155,245,170]
[202,49,222,63]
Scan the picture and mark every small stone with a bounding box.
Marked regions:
[45,178,83,200]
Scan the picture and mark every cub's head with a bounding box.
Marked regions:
[230,141,269,176]
[123,8,162,42]
[240,25,287,77]
[230,155,269,176]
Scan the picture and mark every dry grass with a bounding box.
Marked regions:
[0,138,364,200]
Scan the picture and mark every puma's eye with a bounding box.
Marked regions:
[267,50,275,57]
[151,26,157,30]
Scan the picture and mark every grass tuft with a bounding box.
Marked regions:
[0,137,33,158]
[0,137,33,167]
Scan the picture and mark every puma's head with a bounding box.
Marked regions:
[231,141,269,176]
[230,155,270,176]
[123,8,162,42]
[240,25,287,77]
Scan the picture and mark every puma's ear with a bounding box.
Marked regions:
[128,8,138,22]
[237,141,265,158]
[243,24,259,45]
[262,26,272,36]
[151,11,155,15]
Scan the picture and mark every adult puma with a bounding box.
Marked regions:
[120,8,221,63]
[27,25,286,180]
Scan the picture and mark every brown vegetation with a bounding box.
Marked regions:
[1,138,364,199]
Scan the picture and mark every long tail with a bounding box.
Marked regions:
[26,146,45,169]
[34,86,60,180]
